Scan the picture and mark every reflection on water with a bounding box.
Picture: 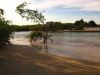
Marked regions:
[30,43,49,54]
[11,32,100,63]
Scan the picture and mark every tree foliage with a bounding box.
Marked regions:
[73,19,85,30]
[16,2,52,44]
[11,19,98,32]
[0,8,13,48]
[88,20,97,27]
[16,2,45,24]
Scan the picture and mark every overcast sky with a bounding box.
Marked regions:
[0,0,100,25]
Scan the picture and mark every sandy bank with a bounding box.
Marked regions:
[0,45,100,75]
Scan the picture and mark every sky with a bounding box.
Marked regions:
[0,0,100,25]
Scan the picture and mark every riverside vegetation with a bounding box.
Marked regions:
[11,19,99,32]
[0,2,100,75]
[0,2,99,48]
[0,8,13,48]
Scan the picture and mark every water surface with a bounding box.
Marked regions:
[11,31,100,63]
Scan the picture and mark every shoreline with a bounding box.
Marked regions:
[14,30,100,33]
[63,30,100,32]
[0,45,100,75]
[54,30,100,32]
[64,30,100,32]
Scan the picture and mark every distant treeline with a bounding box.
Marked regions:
[10,24,43,31]
[10,19,100,32]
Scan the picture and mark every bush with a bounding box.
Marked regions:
[0,19,13,48]
[27,31,53,44]
[27,31,42,42]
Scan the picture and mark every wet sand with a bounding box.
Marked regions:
[0,45,100,75]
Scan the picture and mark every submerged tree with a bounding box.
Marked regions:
[16,2,53,44]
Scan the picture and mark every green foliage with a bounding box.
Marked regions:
[62,23,73,30]
[16,2,27,18]
[45,22,63,31]
[28,31,42,41]
[0,9,12,48]
[10,19,98,32]
[0,11,13,48]
[27,31,52,44]
[88,20,97,27]
[16,2,45,24]
[10,25,43,31]
[29,25,43,31]
[73,19,85,30]
[16,2,52,44]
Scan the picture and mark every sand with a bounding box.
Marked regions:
[0,45,100,75]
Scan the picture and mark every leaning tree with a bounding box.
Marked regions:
[16,2,53,44]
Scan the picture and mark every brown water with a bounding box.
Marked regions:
[11,32,100,63]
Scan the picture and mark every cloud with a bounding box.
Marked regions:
[81,1,100,11]
[0,0,100,25]
[29,0,100,11]
[29,0,84,9]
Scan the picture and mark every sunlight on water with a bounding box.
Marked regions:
[11,31,31,45]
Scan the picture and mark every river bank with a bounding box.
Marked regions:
[53,29,100,32]
[0,45,100,75]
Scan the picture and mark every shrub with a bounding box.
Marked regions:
[0,19,13,48]
[27,31,53,44]
[27,31,42,42]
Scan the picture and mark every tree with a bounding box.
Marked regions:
[88,20,97,27]
[16,2,45,24]
[0,8,13,48]
[73,19,85,30]
[0,8,4,17]
[16,2,52,44]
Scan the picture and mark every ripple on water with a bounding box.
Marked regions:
[11,32,100,63]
